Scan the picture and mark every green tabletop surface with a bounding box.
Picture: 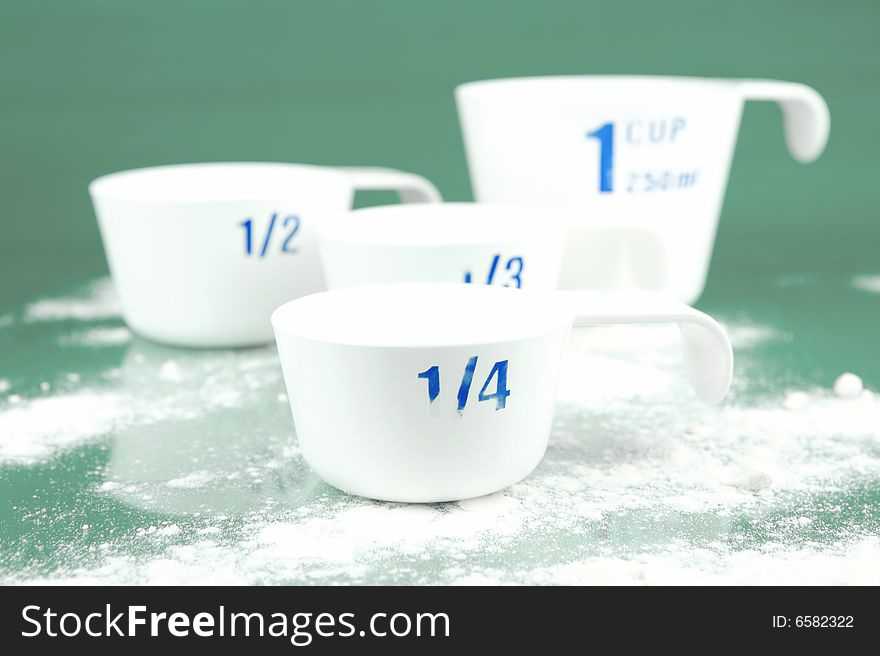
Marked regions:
[1,0,878,584]
[1,274,879,584]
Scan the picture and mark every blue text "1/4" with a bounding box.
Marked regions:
[241,213,301,257]
[418,356,510,415]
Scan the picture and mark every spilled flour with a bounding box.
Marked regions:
[166,471,219,489]
[0,390,130,461]
[1,278,879,585]
[852,274,880,294]
[0,346,285,464]
[60,326,133,347]
[24,278,122,322]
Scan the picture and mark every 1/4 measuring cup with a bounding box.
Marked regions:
[456,76,830,303]
[90,162,441,347]
[272,284,733,503]
[317,202,666,291]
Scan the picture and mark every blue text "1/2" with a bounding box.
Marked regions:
[241,213,301,257]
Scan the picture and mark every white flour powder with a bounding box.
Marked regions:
[24,278,122,322]
[852,274,880,294]
[0,391,129,461]
[60,326,133,347]
[0,345,284,464]
[1,279,879,585]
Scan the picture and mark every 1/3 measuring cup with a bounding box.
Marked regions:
[456,76,830,303]
[317,202,666,290]
[90,162,441,347]
[272,284,733,502]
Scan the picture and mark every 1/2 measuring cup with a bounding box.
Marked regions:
[272,284,733,503]
[456,76,830,303]
[90,162,441,347]
[317,202,666,291]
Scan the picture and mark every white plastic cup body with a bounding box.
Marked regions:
[318,203,569,291]
[90,162,440,347]
[457,76,828,303]
[272,284,570,502]
[272,284,734,502]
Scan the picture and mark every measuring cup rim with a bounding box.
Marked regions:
[318,202,573,247]
[456,74,741,101]
[271,283,570,349]
[89,161,348,205]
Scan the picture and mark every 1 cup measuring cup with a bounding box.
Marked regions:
[456,76,830,303]
[317,202,666,290]
[272,283,733,502]
[89,162,441,347]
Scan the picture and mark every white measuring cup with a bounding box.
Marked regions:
[272,283,733,502]
[456,76,830,303]
[90,162,441,347]
[318,202,666,291]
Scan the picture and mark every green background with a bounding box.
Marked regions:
[2,0,879,585]
[1,0,878,306]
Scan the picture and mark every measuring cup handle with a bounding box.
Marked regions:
[560,290,733,404]
[737,80,830,163]
[341,167,443,203]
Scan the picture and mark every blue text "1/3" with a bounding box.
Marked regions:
[418,356,510,415]
[241,213,301,257]
[464,254,524,288]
